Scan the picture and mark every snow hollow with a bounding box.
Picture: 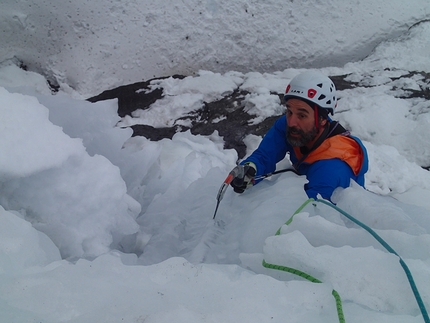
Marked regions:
[1,1,430,323]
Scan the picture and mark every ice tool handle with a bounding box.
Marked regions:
[213,166,243,219]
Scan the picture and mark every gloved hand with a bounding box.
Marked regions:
[230,163,257,193]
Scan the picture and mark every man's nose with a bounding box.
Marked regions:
[287,114,299,127]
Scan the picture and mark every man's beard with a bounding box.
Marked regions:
[287,126,318,147]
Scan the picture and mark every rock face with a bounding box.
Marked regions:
[88,72,430,162]
[88,75,281,159]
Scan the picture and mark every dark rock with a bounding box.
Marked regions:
[390,71,430,100]
[88,75,185,117]
[88,78,281,159]
[88,72,430,164]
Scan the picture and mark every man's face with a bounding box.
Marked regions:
[286,98,318,147]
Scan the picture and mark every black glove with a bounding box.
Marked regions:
[230,163,257,193]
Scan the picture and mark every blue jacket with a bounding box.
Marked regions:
[242,115,368,201]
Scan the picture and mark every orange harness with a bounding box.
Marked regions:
[293,135,365,175]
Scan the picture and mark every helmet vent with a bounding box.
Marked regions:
[317,83,323,88]
[318,94,326,100]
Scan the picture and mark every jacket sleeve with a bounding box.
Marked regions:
[303,158,356,201]
[242,116,291,178]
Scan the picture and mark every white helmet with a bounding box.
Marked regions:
[284,71,337,115]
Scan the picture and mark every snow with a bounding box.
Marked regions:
[1,1,430,323]
[2,0,430,97]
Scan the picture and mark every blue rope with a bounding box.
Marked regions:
[315,198,429,323]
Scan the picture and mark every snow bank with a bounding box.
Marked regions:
[0,253,341,323]
[0,84,140,259]
[1,15,430,323]
[0,206,61,273]
[1,0,430,96]
[264,226,427,315]
[0,87,84,178]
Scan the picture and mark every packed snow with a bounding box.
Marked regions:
[1,2,430,323]
[2,0,430,97]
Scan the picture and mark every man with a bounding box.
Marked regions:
[230,71,368,201]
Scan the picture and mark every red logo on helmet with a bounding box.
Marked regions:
[285,85,291,93]
[308,89,317,98]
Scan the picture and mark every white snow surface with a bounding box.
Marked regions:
[1,3,430,323]
[1,0,430,97]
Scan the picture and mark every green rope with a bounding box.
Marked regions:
[274,198,315,235]
[315,198,429,323]
[332,290,346,323]
[264,198,346,323]
[262,259,322,283]
[262,259,346,323]
[263,198,430,323]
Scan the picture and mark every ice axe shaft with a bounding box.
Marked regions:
[212,166,242,219]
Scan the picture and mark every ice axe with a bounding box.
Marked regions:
[212,166,298,219]
[212,165,243,219]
